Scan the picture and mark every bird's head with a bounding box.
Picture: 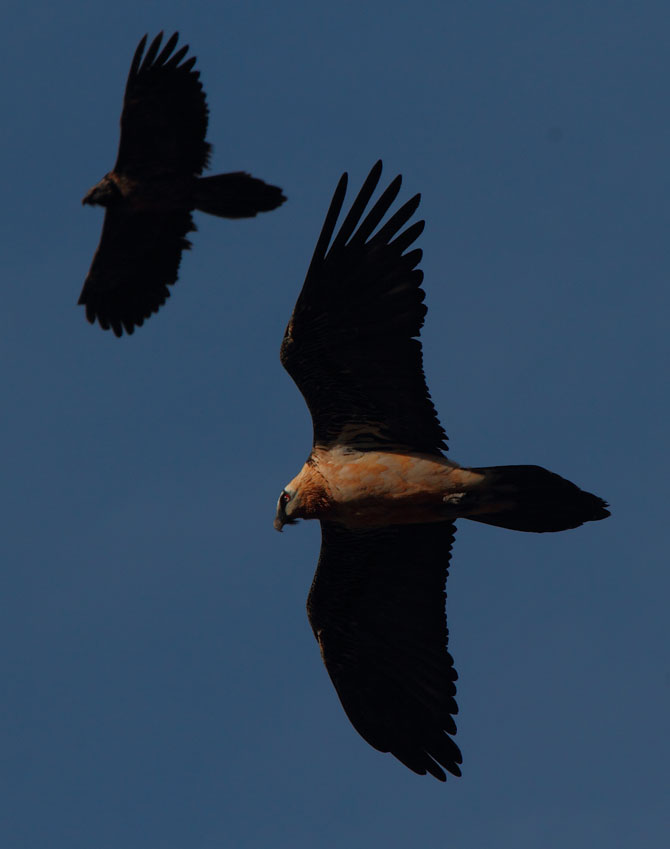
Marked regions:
[82,174,122,207]
[274,487,301,532]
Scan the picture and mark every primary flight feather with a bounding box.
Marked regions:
[275,161,609,781]
[80,32,285,337]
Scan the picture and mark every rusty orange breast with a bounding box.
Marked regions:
[304,447,484,527]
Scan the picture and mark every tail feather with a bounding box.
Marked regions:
[467,465,610,533]
[194,172,286,218]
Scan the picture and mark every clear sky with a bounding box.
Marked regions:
[2,1,668,847]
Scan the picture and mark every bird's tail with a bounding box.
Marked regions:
[465,464,609,532]
[193,172,286,218]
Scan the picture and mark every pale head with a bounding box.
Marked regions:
[274,487,300,532]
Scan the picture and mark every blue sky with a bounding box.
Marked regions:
[2,1,669,847]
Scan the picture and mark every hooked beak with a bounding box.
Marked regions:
[82,187,100,206]
[82,176,120,207]
[273,516,284,532]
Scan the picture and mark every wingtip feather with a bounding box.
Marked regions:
[129,34,148,79]
[156,31,180,65]
[141,32,164,70]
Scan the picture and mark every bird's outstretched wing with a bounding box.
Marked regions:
[307,520,461,781]
[80,207,194,336]
[280,160,448,454]
[115,31,211,178]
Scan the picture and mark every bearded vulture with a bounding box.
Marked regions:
[274,160,609,781]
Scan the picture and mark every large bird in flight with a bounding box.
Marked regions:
[80,32,285,336]
[274,161,609,781]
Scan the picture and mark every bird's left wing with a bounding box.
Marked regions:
[307,520,461,781]
[114,32,211,179]
[78,207,194,336]
[280,161,448,455]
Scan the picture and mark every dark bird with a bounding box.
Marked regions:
[274,161,609,781]
[80,32,285,336]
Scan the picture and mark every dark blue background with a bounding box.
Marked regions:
[2,2,667,847]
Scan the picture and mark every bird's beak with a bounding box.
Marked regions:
[273,516,284,532]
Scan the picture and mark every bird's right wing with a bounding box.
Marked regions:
[307,519,461,781]
[78,207,194,336]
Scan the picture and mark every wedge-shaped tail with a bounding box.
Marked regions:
[468,464,610,532]
[194,172,286,218]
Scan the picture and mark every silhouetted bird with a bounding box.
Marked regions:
[80,32,285,336]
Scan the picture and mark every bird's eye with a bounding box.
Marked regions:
[281,492,291,505]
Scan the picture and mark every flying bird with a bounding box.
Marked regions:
[80,32,285,336]
[274,161,609,782]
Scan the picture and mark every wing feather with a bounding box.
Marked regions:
[154,31,180,66]
[280,161,448,453]
[139,31,163,70]
[329,160,385,251]
[307,521,461,781]
[127,34,148,79]
[303,172,349,283]
[348,175,402,247]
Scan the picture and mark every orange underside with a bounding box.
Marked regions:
[287,447,490,527]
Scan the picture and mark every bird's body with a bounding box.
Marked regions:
[275,161,609,782]
[84,171,192,212]
[80,32,285,336]
[279,447,484,528]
